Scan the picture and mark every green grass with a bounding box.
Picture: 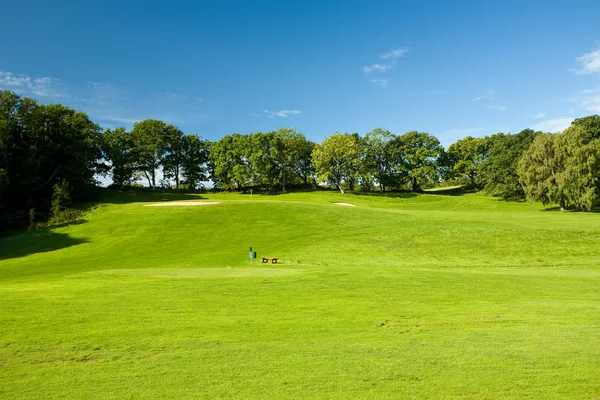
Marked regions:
[2,189,600,399]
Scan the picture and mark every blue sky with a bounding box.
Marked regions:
[1,0,600,146]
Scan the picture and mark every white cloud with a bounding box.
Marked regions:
[534,112,546,119]
[532,117,573,133]
[96,116,142,124]
[472,90,495,102]
[380,48,408,60]
[575,47,600,74]
[263,109,302,118]
[485,104,507,111]
[370,78,388,87]
[363,64,393,73]
[571,88,600,112]
[0,71,65,98]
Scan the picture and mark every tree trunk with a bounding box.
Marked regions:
[411,176,419,192]
[175,166,180,190]
[151,170,156,190]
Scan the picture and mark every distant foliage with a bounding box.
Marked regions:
[477,129,539,200]
[5,87,600,232]
[519,126,600,210]
[312,133,361,194]
[446,136,489,188]
[209,129,315,191]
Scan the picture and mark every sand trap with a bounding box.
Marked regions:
[333,202,356,207]
[86,268,304,278]
[145,201,220,207]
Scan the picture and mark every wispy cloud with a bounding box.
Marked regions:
[534,112,546,119]
[165,92,189,102]
[1,70,213,129]
[95,116,143,124]
[472,90,495,102]
[485,104,507,111]
[472,90,506,111]
[263,109,302,118]
[532,117,573,133]
[363,64,393,73]
[571,87,600,112]
[370,78,388,88]
[575,46,600,74]
[0,71,66,98]
[380,48,408,60]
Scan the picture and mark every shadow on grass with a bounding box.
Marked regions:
[423,186,471,196]
[541,206,600,213]
[348,191,418,199]
[0,227,89,260]
[96,188,207,205]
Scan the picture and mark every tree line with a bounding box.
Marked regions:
[2,89,600,231]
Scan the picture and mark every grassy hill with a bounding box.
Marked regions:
[1,189,600,399]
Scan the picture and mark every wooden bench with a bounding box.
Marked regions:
[262,257,278,265]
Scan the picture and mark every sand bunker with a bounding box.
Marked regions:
[87,268,304,278]
[145,201,220,207]
[333,202,356,207]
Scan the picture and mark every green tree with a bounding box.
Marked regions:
[311,133,361,194]
[101,128,138,186]
[162,125,186,190]
[392,131,443,191]
[363,128,397,191]
[181,135,210,190]
[291,137,316,186]
[273,128,314,191]
[209,133,252,189]
[0,91,102,230]
[518,126,600,210]
[478,129,538,200]
[130,119,169,189]
[446,136,489,188]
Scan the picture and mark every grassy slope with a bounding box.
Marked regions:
[1,190,600,399]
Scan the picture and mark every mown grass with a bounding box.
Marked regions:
[1,189,600,399]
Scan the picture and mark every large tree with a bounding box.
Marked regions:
[161,125,186,190]
[130,119,169,189]
[392,131,443,191]
[518,126,600,210]
[446,136,489,188]
[0,91,102,229]
[363,128,397,191]
[181,135,210,190]
[311,133,361,194]
[209,133,252,189]
[101,128,138,187]
[478,129,538,200]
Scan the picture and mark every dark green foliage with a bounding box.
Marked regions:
[391,131,444,191]
[101,128,138,187]
[0,91,102,231]
[130,119,170,189]
[209,130,315,191]
[477,129,538,200]
[180,135,210,190]
[446,136,489,188]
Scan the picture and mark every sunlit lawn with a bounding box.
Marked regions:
[1,189,600,399]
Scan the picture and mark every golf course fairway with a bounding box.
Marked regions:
[1,189,600,399]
